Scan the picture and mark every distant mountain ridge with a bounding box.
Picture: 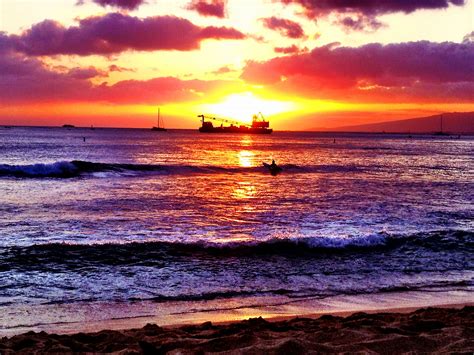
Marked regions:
[329,112,474,134]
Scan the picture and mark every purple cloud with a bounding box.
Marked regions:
[242,41,474,102]
[277,0,465,32]
[274,44,306,54]
[463,31,474,43]
[108,64,135,72]
[6,13,245,56]
[278,0,466,17]
[337,14,383,32]
[261,17,305,39]
[68,67,106,79]
[187,0,226,18]
[90,0,145,10]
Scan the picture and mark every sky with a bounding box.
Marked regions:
[0,0,473,129]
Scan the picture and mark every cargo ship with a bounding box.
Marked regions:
[198,113,273,134]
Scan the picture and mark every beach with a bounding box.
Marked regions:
[1,306,472,353]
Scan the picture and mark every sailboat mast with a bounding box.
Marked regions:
[157,107,160,128]
[440,114,443,133]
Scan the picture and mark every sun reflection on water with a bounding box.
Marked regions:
[232,180,257,199]
[240,135,253,147]
[237,150,255,167]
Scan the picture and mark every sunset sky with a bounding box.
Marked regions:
[0,0,473,129]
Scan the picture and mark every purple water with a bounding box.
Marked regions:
[0,127,472,333]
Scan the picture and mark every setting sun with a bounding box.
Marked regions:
[198,92,295,124]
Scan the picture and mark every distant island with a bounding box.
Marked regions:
[62,124,75,128]
[326,112,474,134]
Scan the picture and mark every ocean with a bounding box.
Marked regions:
[0,127,473,335]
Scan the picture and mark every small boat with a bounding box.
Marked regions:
[152,107,167,131]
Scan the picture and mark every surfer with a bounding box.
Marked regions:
[263,159,282,175]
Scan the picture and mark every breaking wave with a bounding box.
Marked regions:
[0,160,362,178]
[1,230,471,272]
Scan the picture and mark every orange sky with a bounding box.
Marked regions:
[0,0,473,129]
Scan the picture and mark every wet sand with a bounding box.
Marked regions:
[1,306,472,354]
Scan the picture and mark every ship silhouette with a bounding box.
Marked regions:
[198,112,272,134]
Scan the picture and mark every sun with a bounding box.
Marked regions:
[198,92,294,124]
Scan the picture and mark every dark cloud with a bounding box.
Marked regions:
[187,0,226,18]
[261,17,305,38]
[463,31,474,43]
[337,14,384,32]
[274,44,306,54]
[278,0,466,17]
[242,41,474,102]
[77,0,145,10]
[198,26,245,40]
[90,0,145,10]
[0,32,14,53]
[5,13,245,56]
[278,0,465,32]
[68,66,106,79]
[108,64,135,72]
[211,65,235,74]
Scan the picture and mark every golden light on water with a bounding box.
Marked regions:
[232,181,257,200]
[240,136,253,147]
[198,92,295,124]
[238,150,255,168]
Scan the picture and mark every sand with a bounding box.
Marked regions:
[1,306,472,354]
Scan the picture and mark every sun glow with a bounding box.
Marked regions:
[198,92,295,124]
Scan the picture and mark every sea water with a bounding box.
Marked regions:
[0,127,472,334]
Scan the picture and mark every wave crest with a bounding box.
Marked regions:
[1,230,471,272]
[0,160,362,178]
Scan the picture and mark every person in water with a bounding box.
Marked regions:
[270,159,277,168]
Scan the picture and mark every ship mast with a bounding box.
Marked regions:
[157,107,161,128]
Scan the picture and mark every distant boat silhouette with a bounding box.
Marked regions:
[152,107,167,131]
[434,114,449,136]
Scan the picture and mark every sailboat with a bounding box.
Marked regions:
[152,107,167,131]
[434,114,449,136]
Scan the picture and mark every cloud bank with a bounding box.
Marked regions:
[278,0,466,16]
[242,41,474,102]
[278,0,465,31]
[4,13,245,56]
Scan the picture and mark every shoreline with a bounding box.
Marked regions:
[1,289,472,337]
[1,305,472,353]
